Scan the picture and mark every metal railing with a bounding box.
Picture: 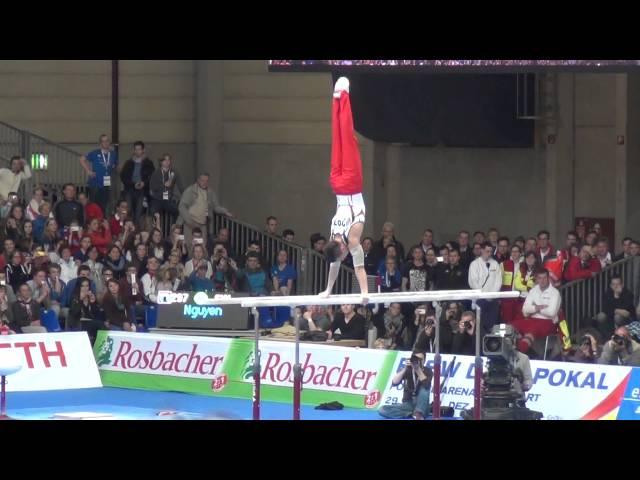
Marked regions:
[559,256,640,336]
[211,214,355,296]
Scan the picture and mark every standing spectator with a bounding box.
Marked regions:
[311,234,326,254]
[109,200,130,238]
[473,231,486,245]
[54,183,84,229]
[0,156,31,203]
[536,230,554,263]
[149,154,183,228]
[102,279,135,331]
[595,238,612,269]
[120,141,155,227]
[328,304,366,341]
[402,246,430,292]
[271,249,297,295]
[562,231,579,259]
[25,187,45,221]
[494,237,510,263]
[500,244,524,323]
[80,134,118,215]
[513,269,561,354]
[435,248,468,291]
[487,228,499,253]
[141,257,161,304]
[525,237,537,254]
[585,230,598,247]
[379,256,402,293]
[235,252,271,296]
[468,242,502,332]
[372,222,406,264]
[411,228,437,261]
[10,283,44,333]
[265,216,278,236]
[458,230,474,269]
[178,173,232,252]
[78,192,104,223]
[564,245,601,282]
[595,276,636,336]
[282,229,295,243]
[614,237,633,262]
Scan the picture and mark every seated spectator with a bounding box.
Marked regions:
[148,228,171,263]
[109,200,130,239]
[372,222,405,263]
[5,212,23,243]
[102,279,135,332]
[595,238,612,269]
[46,263,65,318]
[60,265,96,309]
[18,220,36,253]
[566,330,601,364]
[0,239,16,272]
[78,191,104,223]
[302,305,332,332]
[54,183,84,229]
[235,252,271,296]
[271,249,297,295]
[188,264,215,292]
[378,351,432,421]
[184,244,213,278]
[451,310,477,356]
[598,326,640,366]
[26,269,51,312]
[96,267,113,303]
[211,242,230,266]
[513,269,561,354]
[162,249,186,282]
[614,237,633,262]
[25,187,45,221]
[32,201,53,244]
[157,267,181,293]
[595,276,636,337]
[381,303,404,349]
[169,225,189,262]
[6,251,32,292]
[68,277,101,335]
[40,218,62,251]
[282,229,295,243]
[211,227,235,260]
[377,244,400,277]
[514,251,540,297]
[564,245,601,282]
[105,245,127,280]
[435,248,468,291]
[57,244,77,284]
[119,219,137,254]
[380,256,402,293]
[74,236,92,264]
[127,243,149,277]
[86,218,111,255]
[141,257,161,303]
[402,246,430,292]
[212,257,238,293]
[83,246,103,287]
[328,304,366,341]
[0,284,12,330]
[10,283,45,333]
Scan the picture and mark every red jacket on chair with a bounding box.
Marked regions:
[564,256,601,282]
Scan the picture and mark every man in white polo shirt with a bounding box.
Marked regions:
[468,242,502,333]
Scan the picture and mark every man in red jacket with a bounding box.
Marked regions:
[564,245,601,282]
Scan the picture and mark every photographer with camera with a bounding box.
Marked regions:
[411,305,438,353]
[379,351,433,420]
[598,326,640,366]
[567,331,601,364]
[451,311,477,356]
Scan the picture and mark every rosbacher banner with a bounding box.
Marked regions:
[94,332,640,418]
[93,331,395,409]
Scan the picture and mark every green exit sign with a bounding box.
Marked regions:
[31,153,48,171]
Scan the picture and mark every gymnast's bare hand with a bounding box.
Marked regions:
[318,289,331,298]
[360,294,369,306]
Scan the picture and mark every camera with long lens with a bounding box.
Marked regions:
[464,321,472,330]
[462,324,542,420]
[612,334,627,347]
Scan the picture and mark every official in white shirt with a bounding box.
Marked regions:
[512,268,561,354]
[468,242,502,333]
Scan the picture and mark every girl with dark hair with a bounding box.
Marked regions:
[18,220,35,252]
[68,277,100,333]
[102,278,135,331]
[105,245,126,280]
[514,251,540,297]
[148,228,171,262]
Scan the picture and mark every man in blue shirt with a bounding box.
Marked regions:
[80,134,118,216]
